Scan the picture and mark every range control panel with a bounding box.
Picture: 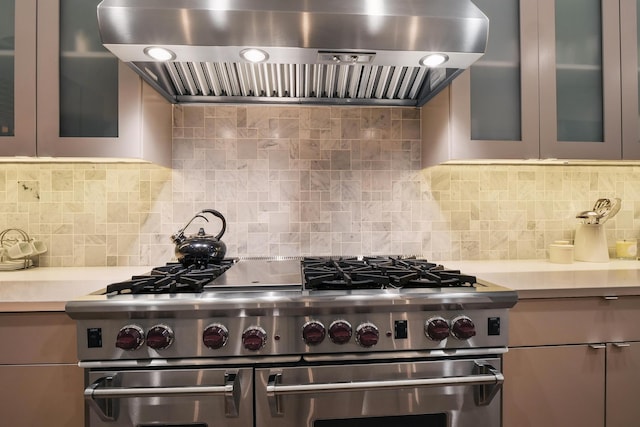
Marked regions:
[77,309,508,361]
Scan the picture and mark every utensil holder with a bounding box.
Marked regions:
[574,223,609,262]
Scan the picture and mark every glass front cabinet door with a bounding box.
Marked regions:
[0,0,170,164]
[448,0,541,161]
[0,0,37,156]
[36,0,170,162]
[424,0,624,163]
[620,0,640,158]
[538,0,622,159]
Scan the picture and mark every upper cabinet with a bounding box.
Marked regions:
[0,0,171,166]
[0,0,36,156]
[621,0,640,158]
[423,0,631,164]
[539,0,621,159]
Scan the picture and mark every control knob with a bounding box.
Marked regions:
[355,322,379,347]
[115,325,144,351]
[146,324,174,350]
[302,320,326,346]
[328,320,352,344]
[203,323,229,349]
[451,316,476,340]
[242,326,267,351]
[425,317,450,341]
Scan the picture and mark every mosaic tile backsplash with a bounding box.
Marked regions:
[2,105,640,267]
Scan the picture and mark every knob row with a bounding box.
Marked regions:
[116,324,174,351]
[115,323,263,352]
[303,320,380,347]
[115,316,476,353]
[425,316,476,341]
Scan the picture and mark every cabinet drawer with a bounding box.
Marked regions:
[509,296,640,347]
[0,312,77,364]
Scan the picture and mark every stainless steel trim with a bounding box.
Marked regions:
[302,348,508,363]
[67,287,517,318]
[79,355,302,369]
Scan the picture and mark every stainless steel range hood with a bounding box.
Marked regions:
[97,0,488,106]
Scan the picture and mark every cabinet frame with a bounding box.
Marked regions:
[0,0,171,166]
[36,0,143,159]
[450,0,540,160]
[424,0,626,164]
[538,0,622,159]
[0,0,37,156]
[620,0,640,158]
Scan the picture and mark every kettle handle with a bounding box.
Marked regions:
[200,209,227,240]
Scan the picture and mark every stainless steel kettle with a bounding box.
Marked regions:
[171,209,227,266]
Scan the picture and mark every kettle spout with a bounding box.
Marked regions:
[170,232,185,244]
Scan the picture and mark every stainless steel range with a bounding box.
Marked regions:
[66,256,518,427]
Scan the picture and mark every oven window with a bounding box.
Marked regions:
[315,414,447,427]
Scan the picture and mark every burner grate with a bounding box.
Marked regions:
[105,260,237,295]
[302,257,476,290]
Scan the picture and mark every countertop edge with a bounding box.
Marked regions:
[4,261,640,312]
[0,301,68,313]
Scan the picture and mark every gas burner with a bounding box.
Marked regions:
[302,257,476,290]
[106,259,237,295]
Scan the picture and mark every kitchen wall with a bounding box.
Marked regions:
[1,105,639,267]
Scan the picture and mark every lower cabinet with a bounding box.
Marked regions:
[0,312,84,427]
[503,345,604,427]
[605,342,640,427]
[0,364,84,425]
[504,297,640,427]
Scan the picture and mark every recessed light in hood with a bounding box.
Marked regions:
[144,47,176,61]
[420,54,449,67]
[97,0,489,106]
[240,48,269,63]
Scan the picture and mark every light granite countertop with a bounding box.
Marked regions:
[2,260,640,312]
[0,266,154,312]
[444,259,640,299]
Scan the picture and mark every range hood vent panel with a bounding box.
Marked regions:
[98,0,488,106]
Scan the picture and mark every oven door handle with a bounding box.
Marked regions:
[85,371,242,422]
[266,362,503,416]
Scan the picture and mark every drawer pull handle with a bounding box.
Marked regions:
[613,342,631,348]
[85,371,241,421]
[266,362,504,416]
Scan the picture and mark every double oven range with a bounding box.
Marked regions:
[65,256,518,427]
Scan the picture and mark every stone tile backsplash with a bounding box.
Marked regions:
[1,105,639,266]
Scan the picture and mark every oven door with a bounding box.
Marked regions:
[84,367,253,427]
[255,357,503,427]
